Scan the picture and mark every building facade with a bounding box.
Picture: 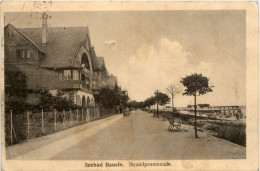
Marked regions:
[4,12,119,109]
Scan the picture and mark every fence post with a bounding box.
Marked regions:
[42,109,44,134]
[63,110,65,128]
[70,109,72,125]
[81,108,83,122]
[54,109,57,132]
[10,110,13,145]
[27,111,30,139]
[77,109,78,124]
[89,108,90,121]
[93,106,96,120]
[86,108,88,122]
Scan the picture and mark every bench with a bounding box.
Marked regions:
[166,116,181,131]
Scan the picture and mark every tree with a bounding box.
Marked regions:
[33,90,77,112]
[119,89,129,106]
[141,96,156,109]
[156,92,170,106]
[98,87,129,108]
[180,73,214,138]
[99,87,119,108]
[166,84,180,118]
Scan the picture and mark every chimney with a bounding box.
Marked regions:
[42,12,48,46]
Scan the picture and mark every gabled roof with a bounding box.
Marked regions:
[18,26,89,68]
[106,75,118,90]
[96,57,104,70]
[97,57,109,75]
[97,57,104,67]
[90,48,102,71]
[5,24,45,53]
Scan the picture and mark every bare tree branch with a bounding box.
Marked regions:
[166,84,180,108]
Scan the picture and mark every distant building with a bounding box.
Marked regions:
[4,12,119,107]
[197,104,210,108]
[187,104,210,109]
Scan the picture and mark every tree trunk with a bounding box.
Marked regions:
[172,94,174,122]
[157,101,159,118]
[194,94,198,138]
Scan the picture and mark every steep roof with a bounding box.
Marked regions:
[97,57,109,75]
[96,57,104,70]
[90,48,102,71]
[5,24,45,53]
[18,27,89,68]
[106,75,118,90]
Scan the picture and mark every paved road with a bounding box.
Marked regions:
[6,110,245,160]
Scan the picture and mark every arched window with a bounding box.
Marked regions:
[90,98,95,106]
[82,95,86,108]
[87,97,90,108]
[81,53,90,70]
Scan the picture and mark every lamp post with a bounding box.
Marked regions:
[155,90,159,118]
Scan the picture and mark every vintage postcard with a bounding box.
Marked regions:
[1,1,259,171]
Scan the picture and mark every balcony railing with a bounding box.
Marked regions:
[54,80,83,90]
[54,80,91,91]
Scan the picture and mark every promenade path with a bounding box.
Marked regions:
[6,110,245,160]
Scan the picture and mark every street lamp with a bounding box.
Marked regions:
[154,90,159,118]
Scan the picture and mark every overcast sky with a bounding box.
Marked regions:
[5,11,246,106]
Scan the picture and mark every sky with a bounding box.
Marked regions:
[4,11,246,106]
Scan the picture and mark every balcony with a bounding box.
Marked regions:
[54,80,82,90]
[54,80,91,93]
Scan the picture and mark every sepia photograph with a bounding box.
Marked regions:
[1,1,258,171]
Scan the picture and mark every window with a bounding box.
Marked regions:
[22,50,27,58]
[64,70,72,80]
[72,70,79,80]
[16,50,20,59]
[85,77,90,89]
[58,71,63,80]
[81,73,85,81]
[16,49,33,59]
[27,50,33,59]
[76,95,81,106]
[21,50,26,59]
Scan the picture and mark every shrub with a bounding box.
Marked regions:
[214,123,246,147]
[5,97,32,114]
[202,121,246,147]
